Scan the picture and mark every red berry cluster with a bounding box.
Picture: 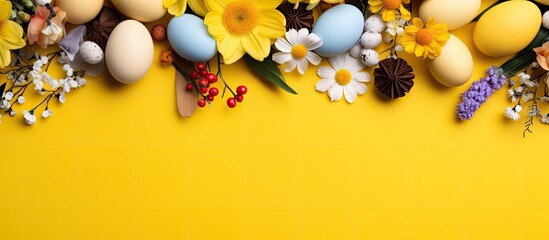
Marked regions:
[184,62,248,109]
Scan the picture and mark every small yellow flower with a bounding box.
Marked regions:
[400,17,450,60]
[368,0,411,21]
[0,0,26,68]
[287,0,343,10]
[204,0,286,64]
[163,0,208,17]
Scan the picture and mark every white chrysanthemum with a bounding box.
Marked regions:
[273,28,323,75]
[315,53,370,103]
[504,105,521,121]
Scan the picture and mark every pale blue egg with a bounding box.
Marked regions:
[313,4,365,57]
[168,14,217,62]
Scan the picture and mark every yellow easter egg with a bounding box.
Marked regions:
[473,1,541,57]
[427,34,474,87]
[419,0,481,30]
[111,0,166,23]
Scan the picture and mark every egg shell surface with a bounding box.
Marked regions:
[168,14,217,63]
[473,1,541,57]
[313,4,365,57]
[55,0,104,24]
[427,34,473,87]
[106,20,154,84]
[112,0,166,22]
[419,0,480,30]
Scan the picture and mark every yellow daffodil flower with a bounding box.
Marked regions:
[204,0,286,64]
[0,0,26,68]
[163,0,208,17]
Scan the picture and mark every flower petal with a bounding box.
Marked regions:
[256,10,286,39]
[0,0,11,22]
[189,0,208,16]
[351,80,367,94]
[304,33,323,50]
[297,58,307,74]
[0,20,26,49]
[205,0,227,11]
[204,11,227,40]
[316,78,335,92]
[353,72,371,83]
[328,85,343,101]
[272,52,293,65]
[343,84,357,103]
[285,29,299,46]
[328,53,346,70]
[284,59,298,72]
[306,52,321,65]
[274,37,292,52]
[255,0,283,10]
[317,66,335,79]
[241,31,271,61]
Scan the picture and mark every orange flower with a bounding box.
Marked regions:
[27,6,66,49]
[534,41,549,71]
[160,50,174,67]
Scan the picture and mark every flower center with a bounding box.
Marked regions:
[416,28,434,45]
[222,1,260,36]
[383,0,402,10]
[291,44,308,59]
[335,69,352,86]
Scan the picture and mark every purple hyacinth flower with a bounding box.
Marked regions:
[457,66,506,121]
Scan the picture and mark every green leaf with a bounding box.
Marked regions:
[0,82,6,96]
[243,54,298,94]
[501,27,549,77]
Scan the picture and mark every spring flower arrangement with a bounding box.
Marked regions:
[2,0,549,136]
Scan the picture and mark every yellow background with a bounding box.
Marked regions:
[2,1,549,239]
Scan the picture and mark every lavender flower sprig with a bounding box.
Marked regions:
[457,66,507,121]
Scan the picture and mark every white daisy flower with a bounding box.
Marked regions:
[315,53,371,103]
[273,28,323,75]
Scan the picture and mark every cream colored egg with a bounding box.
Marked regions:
[106,20,154,84]
[419,0,480,30]
[427,34,473,87]
[55,0,104,24]
[473,1,541,57]
[112,0,166,22]
[534,0,549,6]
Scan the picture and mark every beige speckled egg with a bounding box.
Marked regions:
[419,0,481,30]
[105,20,154,84]
[111,0,166,23]
[427,34,473,87]
[55,0,104,24]
[473,1,541,57]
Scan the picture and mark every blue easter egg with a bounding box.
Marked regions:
[168,14,217,62]
[312,5,365,57]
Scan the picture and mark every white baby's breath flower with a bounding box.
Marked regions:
[42,108,52,118]
[33,80,44,91]
[40,56,48,65]
[33,60,44,71]
[542,114,549,124]
[41,22,62,36]
[316,53,370,103]
[540,96,549,102]
[528,105,541,117]
[9,109,16,117]
[4,91,13,101]
[522,92,535,102]
[58,91,66,103]
[49,80,59,89]
[531,62,540,68]
[17,96,25,104]
[273,28,323,75]
[504,105,521,121]
[23,110,36,125]
[1,100,10,109]
[76,76,86,87]
[508,89,517,102]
